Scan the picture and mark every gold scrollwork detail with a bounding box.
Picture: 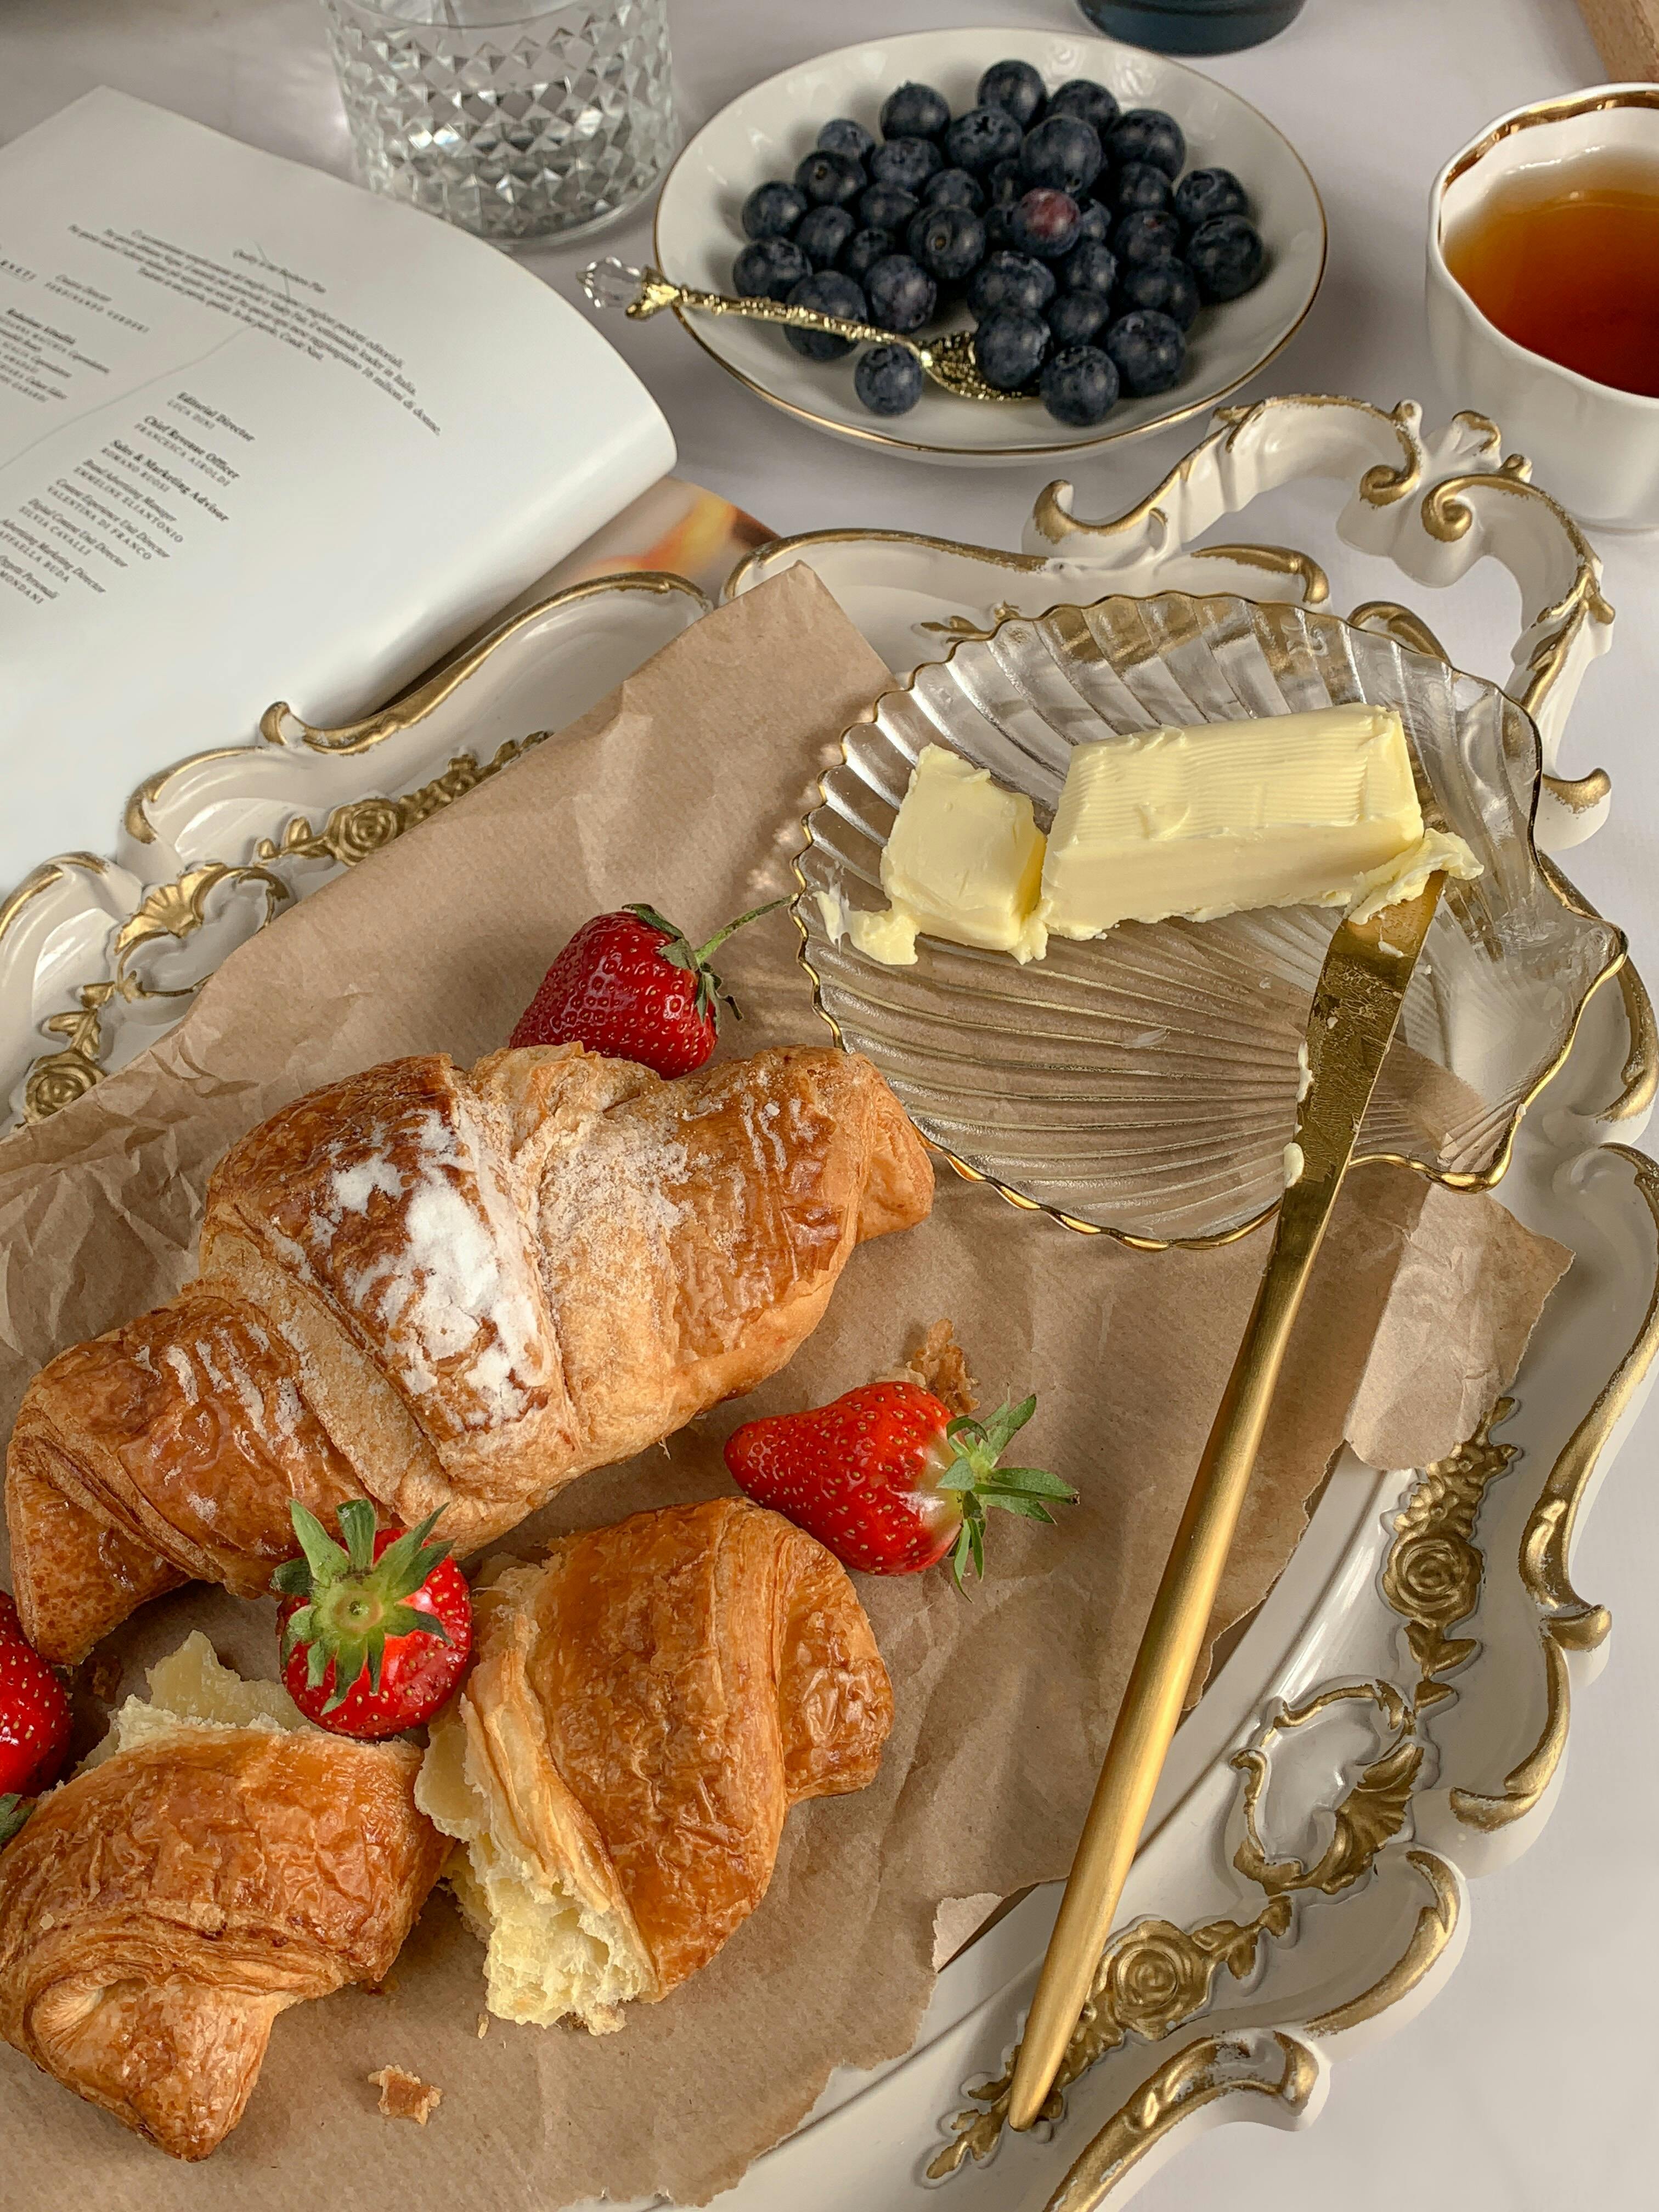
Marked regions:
[22,738,546,1125]
[1231,1683,1421,1898]
[20,862,292,1124]
[1452,1149,1659,1829]
[252,735,547,870]
[1041,2029,1321,2212]
[22,993,112,1122]
[1380,1397,1517,1699]
[929,1396,1527,2194]
[927,1898,1293,2179]
[916,603,1024,642]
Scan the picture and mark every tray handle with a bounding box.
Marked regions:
[1026,397,1615,853]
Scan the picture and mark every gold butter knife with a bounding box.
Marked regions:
[1007,873,1447,2132]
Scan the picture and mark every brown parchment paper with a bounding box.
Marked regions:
[0,568,1568,2208]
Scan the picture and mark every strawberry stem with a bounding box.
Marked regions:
[693,897,788,964]
[934,1396,1077,1592]
[0,1795,29,1849]
[625,897,788,1030]
[273,1499,453,1713]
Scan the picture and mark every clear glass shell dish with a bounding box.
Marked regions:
[794,593,1624,1247]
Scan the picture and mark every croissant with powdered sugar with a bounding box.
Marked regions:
[6,1042,932,1664]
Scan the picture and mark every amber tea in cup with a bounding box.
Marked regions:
[1442,149,1659,398]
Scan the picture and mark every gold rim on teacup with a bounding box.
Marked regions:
[1427,84,1659,531]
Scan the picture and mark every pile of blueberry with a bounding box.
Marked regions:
[732,60,1267,428]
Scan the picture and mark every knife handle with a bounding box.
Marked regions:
[1006,1174,1335,2131]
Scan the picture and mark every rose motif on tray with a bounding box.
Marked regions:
[23,1052,100,1121]
[1096,1920,1215,2042]
[326,795,404,864]
[1386,1531,1482,1628]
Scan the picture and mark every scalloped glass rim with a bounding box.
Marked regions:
[792,592,1626,1248]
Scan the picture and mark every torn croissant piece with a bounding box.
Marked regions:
[417,1497,893,2032]
[0,1634,446,2161]
[7,1042,932,1663]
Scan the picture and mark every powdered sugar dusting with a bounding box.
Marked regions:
[541,1117,691,1249]
[301,1102,549,1430]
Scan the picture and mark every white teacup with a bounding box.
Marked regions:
[1427,86,1659,532]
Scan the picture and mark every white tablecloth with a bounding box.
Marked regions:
[3,4,1655,2205]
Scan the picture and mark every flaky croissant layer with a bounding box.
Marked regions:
[419,1498,893,2033]
[7,1043,932,1663]
[0,1694,446,2160]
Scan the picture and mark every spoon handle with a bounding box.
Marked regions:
[579,258,905,354]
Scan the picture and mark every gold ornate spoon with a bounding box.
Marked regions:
[578,258,1020,403]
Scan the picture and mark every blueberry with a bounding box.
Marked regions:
[797,205,857,270]
[1019,115,1103,197]
[912,204,986,282]
[1045,290,1110,348]
[794,149,865,209]
[855,340,925,416]
[1075,200,1111,246]
[973,306,1049,391]
[1107,109,1185,180]
[1040,342,1120,426]
[1111,162,1173,217]
[1006,188,1082,259]
[733,237,811,301]
[1047,79,1121,140]
[1114,209,1184,268]
[860,183,918,234]
[1118,253,1200,329]
[741,180,806,240]
[967,249,1056,318]
[880,82,950,141]
[1104,308,1186,395]
[864,253,938,334]
[1174,167,1249,229]
[869,134,943,195]
[817,116,876,165]
[985,160,1025,209]
[783,271,867,359]
[841,226,896,283]
[945,105,1024,174]
[977,58,1046,129]
[924,167,986,214]
[1060,240,1118,297]
[1186,214,1266,300]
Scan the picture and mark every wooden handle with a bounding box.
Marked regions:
[1577,0,1659,76]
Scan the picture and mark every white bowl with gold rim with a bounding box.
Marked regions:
[1427,85,1659,532]
[653,27,1326,466]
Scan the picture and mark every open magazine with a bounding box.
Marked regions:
[0,88,678,896]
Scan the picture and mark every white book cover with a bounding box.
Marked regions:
[0,88,676,895]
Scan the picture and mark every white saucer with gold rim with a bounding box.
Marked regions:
[652,26,1327,467]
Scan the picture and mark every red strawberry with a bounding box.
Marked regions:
[0,1591,20,1644]
[509,899,784,1077]
[725,1383,1074,1586]
[273,1500,472,1739]
[0,1622,72,1804]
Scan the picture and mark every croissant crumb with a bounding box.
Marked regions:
[369,2066,442,2125]
[887,1318,979,1417]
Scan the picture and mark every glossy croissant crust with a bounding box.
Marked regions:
[7,1043,932,1663]
[417,1497,893,2030]
[0,1718,445,2160]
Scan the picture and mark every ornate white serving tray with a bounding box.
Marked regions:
[2,394,1653,2209]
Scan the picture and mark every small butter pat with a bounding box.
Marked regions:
[1042,706,1480,938]
[849,744,1049,967]
[1283,1141,1305,1188]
